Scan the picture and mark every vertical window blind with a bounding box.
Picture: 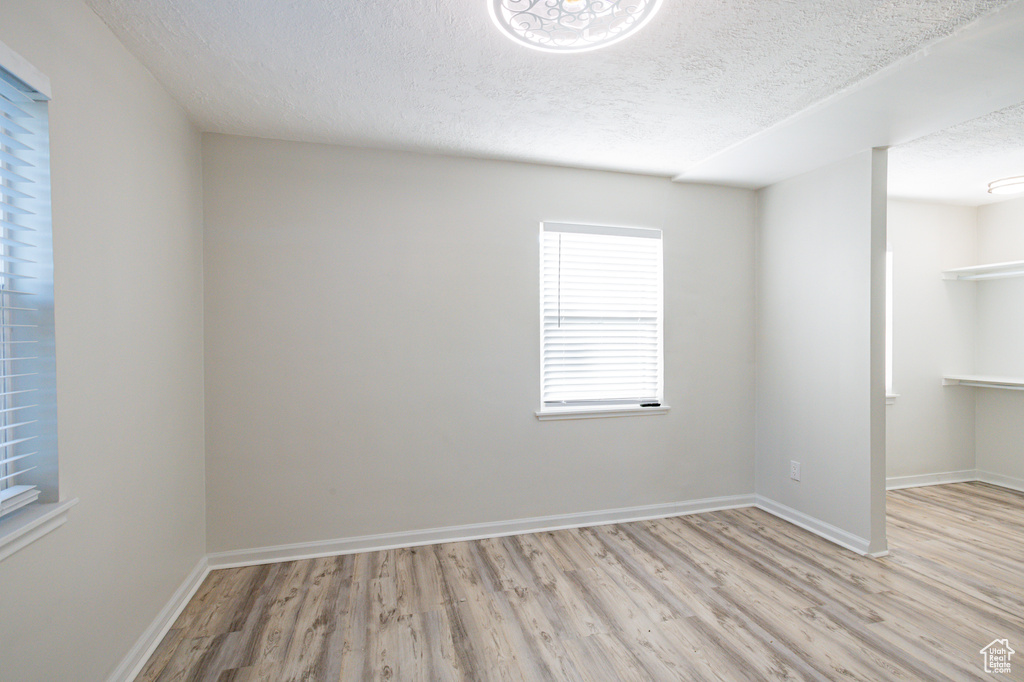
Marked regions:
[0,66,51,520]
[540,222,663,408]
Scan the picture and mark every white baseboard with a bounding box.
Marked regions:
[886,470,977,490]
[206,493,757,569]
[975,469,1024,494]
[754,495,875,556]
[107,556,210,682]
[886,469,1024,494]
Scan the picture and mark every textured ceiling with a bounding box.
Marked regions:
[85,0,1019,189]
[889,103,1024,205]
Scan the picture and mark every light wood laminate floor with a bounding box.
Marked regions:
[139,482,1024,681]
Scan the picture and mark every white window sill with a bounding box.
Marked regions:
[886,393,899,406]
[536,405,671,421]
[0,498,79,562]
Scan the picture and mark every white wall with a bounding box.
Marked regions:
[202,134,756,553]
[884,196,1024,489]
[975,197,1024,484]
[885,201,977,480]
[0,1,206,680]
[755,149,887,554]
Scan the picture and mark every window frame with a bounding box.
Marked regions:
[885,248,898,404]
[536,221,669,420]
[0,39,74,562]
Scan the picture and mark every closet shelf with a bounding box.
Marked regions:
[942,375,1024,390]
[942,260,1024,281]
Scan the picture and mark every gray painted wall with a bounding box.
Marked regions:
[202,134,757,554]
[755,150,887,553]
[975,197,1024,484]
[883,197,1024,488]
[0,0,206,679]
[885,200,977,479]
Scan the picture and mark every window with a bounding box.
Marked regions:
[885,249,895,400]
[539,222,665,418]
[0,42,64,556]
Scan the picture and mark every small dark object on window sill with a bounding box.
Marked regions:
[640,402,661,408]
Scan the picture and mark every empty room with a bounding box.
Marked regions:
[1,0,1022,680]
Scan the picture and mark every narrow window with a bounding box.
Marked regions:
[540,222,663,413]
[885,249,894,397]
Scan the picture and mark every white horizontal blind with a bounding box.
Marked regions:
[0,66,49,519]
[541,222,663,407]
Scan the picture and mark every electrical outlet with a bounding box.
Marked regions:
[790,460,801,481]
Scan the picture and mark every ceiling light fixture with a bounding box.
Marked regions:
[489,0,663,53]
[987,176,1024,195]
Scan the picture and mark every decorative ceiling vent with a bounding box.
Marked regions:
[489,0,663,53]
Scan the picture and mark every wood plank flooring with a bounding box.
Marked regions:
[138,482,1024,681]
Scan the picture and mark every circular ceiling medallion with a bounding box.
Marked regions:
[489,0,664,53]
